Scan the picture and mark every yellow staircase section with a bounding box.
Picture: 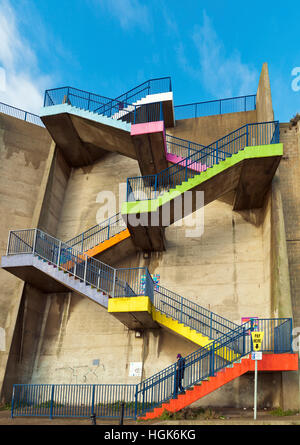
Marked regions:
[152,307,239,361]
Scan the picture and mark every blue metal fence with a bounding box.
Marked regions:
[126,121,280,202]
[11,317,293,419]
[7,229,154,300]
[66,213,127,253]
[0,101,44,127]
[174,94,256,120]
[44,85,166,125]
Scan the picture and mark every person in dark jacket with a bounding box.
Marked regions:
[175,353,186,396]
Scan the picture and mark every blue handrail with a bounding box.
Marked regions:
[175,94,256,120]
[0,101,44,127]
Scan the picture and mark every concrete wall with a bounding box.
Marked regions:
[168,110,257,146]
[0,114,52,399]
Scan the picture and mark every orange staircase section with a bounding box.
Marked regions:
[140,353,298,420]
[61,229,131,271]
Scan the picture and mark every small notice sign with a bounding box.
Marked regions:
[251,331,264,351]
[251,351,262,360]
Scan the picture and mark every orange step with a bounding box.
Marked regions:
[139,353,298,420]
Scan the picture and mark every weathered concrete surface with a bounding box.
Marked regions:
[168,110,258,146]
[276,121,300,410]
[0,114,53,400]
[256,62,274,123]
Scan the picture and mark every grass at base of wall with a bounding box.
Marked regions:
[270,407,299,417]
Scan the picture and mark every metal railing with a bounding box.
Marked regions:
[66,213,127,253]
[11,318,293,419]
[127,121,280,202]
[165,133,206,159]
[6,229,153,300]
[0,101,44,127]
[95,77,172,116]
[174,94,256,120]
[44,85,166,125]
[154,286,239,340]
[5,228,246,344]
[11,383,137,419]
[134,318,292,417]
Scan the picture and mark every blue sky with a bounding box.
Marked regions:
[0,0,299,121]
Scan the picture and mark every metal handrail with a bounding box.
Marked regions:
[174,94,256,119]
[0,101,44,127]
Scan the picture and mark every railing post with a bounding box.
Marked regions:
[112,269,116,297]
[6,231,11,256]
[32,229,37,255]
[49,385,55,419]
[216,140,219,164]
[173,363,177,398]
[91,384,95,418]
[81,233,84,252]
[159,102,163,121]
[219,100,222,114]
[57,240,62,267]
[154,174,158,199]
[11,385,15,419]
[83,255,87,283]
[134,385,138,420]
[180,296,183,324]
[243,327,246,355]
[209,342,215,376]
[210,313,213,339]
[246,124,249,147]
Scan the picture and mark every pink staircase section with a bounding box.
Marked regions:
[131,121,207,172]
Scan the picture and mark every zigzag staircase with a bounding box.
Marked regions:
[122,121,282,251]
[40,78,174,170]
[2,228,240,349]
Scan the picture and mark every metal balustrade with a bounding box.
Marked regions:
[44,86,165,125]
[11,318,293,419]
[66,213,127,253]
[165,133,206,158]
[154,286,239,340]
[0,101,44,127]
[95,77,172,116]
[174,94,256,120]
[127,121,280,202]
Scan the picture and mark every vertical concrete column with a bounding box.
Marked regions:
[271,175,299,410]
[256,62,274,123]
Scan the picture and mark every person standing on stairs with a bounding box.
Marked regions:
[175,353,186,396]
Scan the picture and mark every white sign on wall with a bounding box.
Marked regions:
[0,327,5,351]
[129,362,142,377]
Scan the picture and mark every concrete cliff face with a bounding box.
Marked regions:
[0,114,52,400]
[0,64,298,409]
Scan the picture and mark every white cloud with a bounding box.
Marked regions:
[0,0,51,113]
[96,0,151,31]
[178,12,258,98]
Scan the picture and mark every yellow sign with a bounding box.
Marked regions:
[251,331,264,351]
